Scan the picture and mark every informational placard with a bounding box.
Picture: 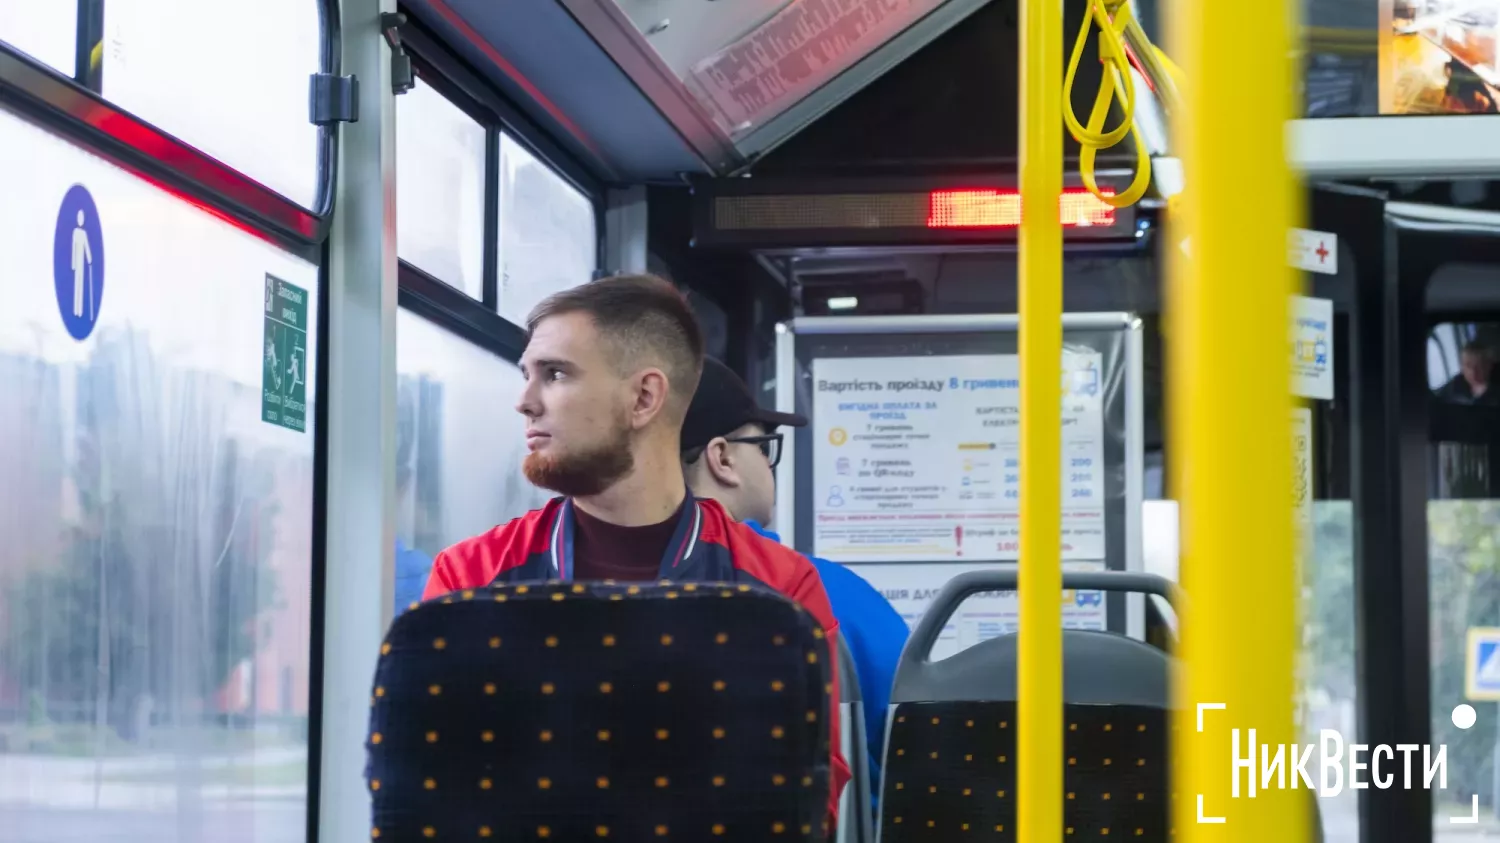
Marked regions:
[262,274,309,432]
[1465,627,1500,702]
[52,184,106,341]
[848,562,1108,662]
[1289,228,1338,275]
[810,353,1106,563]
[1291,295,1334,401]
[1291,407,1313,540]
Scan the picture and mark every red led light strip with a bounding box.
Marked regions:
[927,188,1117,229]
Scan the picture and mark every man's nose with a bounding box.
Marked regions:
[516,383,540,418]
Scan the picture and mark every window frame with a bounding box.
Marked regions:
[0,0,334,251]
[399,24,607,363]
[0,43,326,258]
[400,19,606,222]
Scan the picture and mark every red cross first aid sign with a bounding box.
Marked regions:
[1289,228,1338,275]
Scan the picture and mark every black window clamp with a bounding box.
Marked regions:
[308,11,414,126]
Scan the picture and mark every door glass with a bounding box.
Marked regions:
[1426,317,1500,834]
[101,0,322,207]
[0,106,318,843]
[0,3,77,76]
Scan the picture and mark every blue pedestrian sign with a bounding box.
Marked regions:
[1464,627,1500,701]
[52,184,105,340]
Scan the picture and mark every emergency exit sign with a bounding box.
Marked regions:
[262,274,308,433]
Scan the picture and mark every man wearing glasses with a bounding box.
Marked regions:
[682,357,909,812]
[679,357,798,529]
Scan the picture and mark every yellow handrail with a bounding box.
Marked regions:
[1168,0,1304,839]
[1017,0,1063,841]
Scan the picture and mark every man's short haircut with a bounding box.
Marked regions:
[526,274,706,416]
[1462,340,1492,359]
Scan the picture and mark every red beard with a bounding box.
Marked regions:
[522,426,635,497]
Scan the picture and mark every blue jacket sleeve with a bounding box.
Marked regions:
[744,521,909,807]
[393,540,434,616]
[808,557,908,804]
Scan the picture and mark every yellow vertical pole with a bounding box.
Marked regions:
[1168,0,1302,839]
[1018,0,1062,840]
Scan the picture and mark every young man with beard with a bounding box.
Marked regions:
[419,274,850,827]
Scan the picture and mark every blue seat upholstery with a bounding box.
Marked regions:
[366,581,833,842]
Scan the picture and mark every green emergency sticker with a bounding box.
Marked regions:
[262,274,308,432]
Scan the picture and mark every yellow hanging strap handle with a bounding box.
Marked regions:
[1063,0,1152,208]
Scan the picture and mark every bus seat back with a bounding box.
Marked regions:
[365,581,832,842]
[880,630,1171,841]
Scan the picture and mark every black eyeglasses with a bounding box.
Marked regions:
[724,433,784,468]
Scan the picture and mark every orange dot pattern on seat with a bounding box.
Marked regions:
[880,701,1169,841]
[366,581,832,842]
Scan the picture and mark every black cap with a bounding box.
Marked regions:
[682,357,807,452]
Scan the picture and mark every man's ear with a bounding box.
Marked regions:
[703,437,743,488]
[629,367,671,429]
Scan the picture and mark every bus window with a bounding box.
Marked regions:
[392,309,548,613]
[397,78,487,301]
[99,0,322,207]
[0,4,77,76]
[497,133,596,326]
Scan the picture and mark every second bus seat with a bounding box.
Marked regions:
[365,581,834,842]
[878,571,1179,842]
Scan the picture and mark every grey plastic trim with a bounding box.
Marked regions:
[1386,201,1500,237]
[890,629,1172,708]
[837,701,856,843]
[552,0,744,173]
[1290,114,1500,179]
[773,322,798,548]
[1124,316,1145,641]
[603,185,647,275]
[782,313,1136,336]
[837,633,864,704]
[903,570,1181,669]
[835,634,873,843]
[317,2,399,842]
[732,0,989,161]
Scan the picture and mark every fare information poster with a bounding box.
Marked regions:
[811,353,1107,563]
[848,561,1109,662]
